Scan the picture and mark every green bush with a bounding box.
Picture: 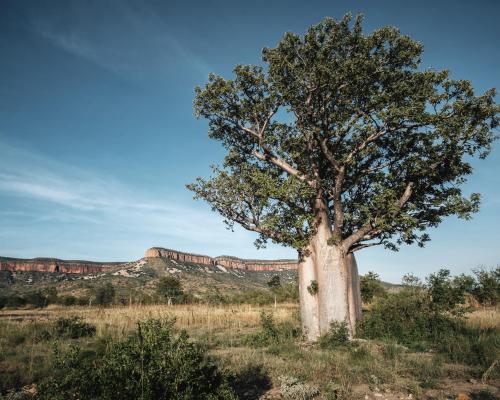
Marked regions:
[93,282,115,306]
[472,267,500,305]
[359,286,500,368]
[54,317,96,339]
[36,318,237,400]
[318,321,349,349]
[245,312,300,347]
[360,272,386,303]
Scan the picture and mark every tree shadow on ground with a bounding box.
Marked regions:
[229,363,272,400]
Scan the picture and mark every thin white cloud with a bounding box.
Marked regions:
[0,140,287,259]
[29,2,211,80]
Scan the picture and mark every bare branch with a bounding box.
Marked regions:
[350,238,385,252]
[253,150,316,188]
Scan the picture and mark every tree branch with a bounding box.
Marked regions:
[342,181,414,250]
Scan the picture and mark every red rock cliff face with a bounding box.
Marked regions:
[145,247,298,271]
[0,258,120,274]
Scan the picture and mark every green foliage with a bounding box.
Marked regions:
[93,282,115,306]
[267,275,281,289]
[359,279,500,368]
[307,280,318,296]
[204,286,228,305]
[426,269,468,314]
[188,14,498,254]
[54,317,96,339]
[245,311,300,347]
[36,318,237,400]
[471,267,500,305]
[156,276,185,304]
[211,283,298,305]
[318,321,349,349]
[360,287,457,346]
[360,272,386,303]
[24,291,47,308]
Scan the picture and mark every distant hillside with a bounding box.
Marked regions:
[0,256,298,302]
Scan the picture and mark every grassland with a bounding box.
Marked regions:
[0,303,498,400]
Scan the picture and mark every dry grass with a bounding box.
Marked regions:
[1,303,499,399]
[465,306,500,329]
[0,303,299,340]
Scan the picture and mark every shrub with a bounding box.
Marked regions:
[245,312,300,347]
[360,272,386,303]
[93,282,115,306]
[359,286,500,368]
[426,269,467,314]
[472,267,500,305]
[24,291,48,308]
[58,296,76,306]
[360,287,456,347]
[54,317,96,339]
[318,321,349,349]
[36,318,237,400]
[5,295,26,308]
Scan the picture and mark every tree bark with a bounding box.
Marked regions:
[298,218,362,341]
[298,249,320,340]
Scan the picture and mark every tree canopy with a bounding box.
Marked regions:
[188,14,498,254]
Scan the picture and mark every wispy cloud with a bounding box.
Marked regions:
[29,1,211,80]
[0,140,294,260]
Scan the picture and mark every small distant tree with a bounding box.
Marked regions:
[472,267,500,305]
[426,269,466,313]
[267,275,282,308]
[94,283,115,306]
[360,271,386,303]
[25,290,48,308]
[44,287,58,305]
[189,14,499,339]
[267,275,281,289]
[156,276,184,305]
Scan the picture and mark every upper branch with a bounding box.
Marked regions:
[342,181,414,251]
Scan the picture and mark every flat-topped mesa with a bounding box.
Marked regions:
[145,247,298,271]
[0,257,121,274]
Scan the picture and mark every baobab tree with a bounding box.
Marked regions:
[188,15,498,340]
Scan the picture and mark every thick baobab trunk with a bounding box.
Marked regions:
[298,251,320,340]
[298,219,362,341]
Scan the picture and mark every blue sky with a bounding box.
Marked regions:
[0,0,498,282]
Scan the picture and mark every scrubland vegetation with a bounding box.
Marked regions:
[0,268,499,399]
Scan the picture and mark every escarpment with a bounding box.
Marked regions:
[0,247,298,275]
[145,247,298,271]
[0,257,121,274]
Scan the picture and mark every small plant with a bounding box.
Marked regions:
[307,280,318,296]
[324,378,353,400]
[54,316,96,339]
[260,311,279,340]
[318,321,349,348]
[245,312,300,347]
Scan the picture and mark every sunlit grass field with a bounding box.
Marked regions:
[1,303,498,399]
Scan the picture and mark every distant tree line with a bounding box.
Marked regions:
[359,266,500,307]
[0,267,497,310]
